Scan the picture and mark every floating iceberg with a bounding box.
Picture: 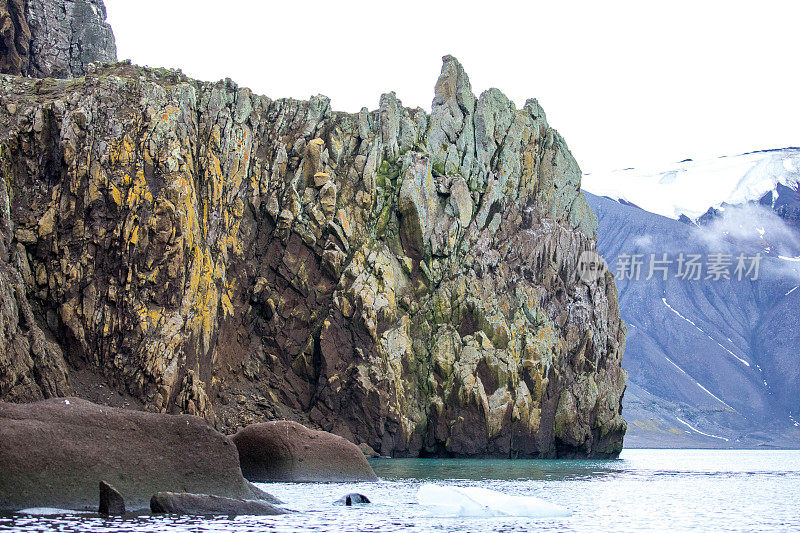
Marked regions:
[416,484,571,518]
[17,508,90,516]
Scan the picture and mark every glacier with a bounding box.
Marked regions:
[582,148,800,220]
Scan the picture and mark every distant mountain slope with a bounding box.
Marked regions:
[583,148,800,221]
[585,191,800,448]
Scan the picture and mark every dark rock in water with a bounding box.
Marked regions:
[233,421,378,482]
[336,493,371,506]
[0,398,279,512]
[150,492,285,516]
[98,481,125,516]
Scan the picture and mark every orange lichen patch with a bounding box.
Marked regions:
[109,134,137,167]
[220,292,234,318]
[166,173,199,251]
[158,105,180,126]
[109,183,122,205]
[126,169,153,207]
[134,302,165,335]
[210,125,222,149]
[185,247,219,354]
[129,225,139,245]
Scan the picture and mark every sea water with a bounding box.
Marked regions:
[2,449,799,532]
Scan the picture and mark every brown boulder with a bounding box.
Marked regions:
[150,492,284,516]
[0,398,278,511]
[232,421,378,482]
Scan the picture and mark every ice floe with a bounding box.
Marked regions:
[416,484,571,518]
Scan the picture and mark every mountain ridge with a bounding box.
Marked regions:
[583,148,800,223]
[584,149,800,447]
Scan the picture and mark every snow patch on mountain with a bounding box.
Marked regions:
[582,148,800,220]
[676,418,730,442]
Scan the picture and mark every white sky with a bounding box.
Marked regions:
[104,0,799,174]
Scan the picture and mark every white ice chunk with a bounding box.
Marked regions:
[17,508,90,515]
[416,483,571,518]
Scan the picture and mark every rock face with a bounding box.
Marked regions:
[0,54,626,458]
[0,0,116,77]
[0,0,30,75]
[233,421,378,482]
[150,492,285,516]
[0,398,277,511]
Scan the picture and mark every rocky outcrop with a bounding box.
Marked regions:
[0,54,626,458]
[233,421,378,482]
[0,0,116,77]
[0,160,71,402]
[98,480,126,516]
[0,398,277,511]
[150,492,285,516]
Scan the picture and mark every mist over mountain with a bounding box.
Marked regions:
[584,149,800,447]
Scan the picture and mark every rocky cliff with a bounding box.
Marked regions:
[0,0,116,77]
[0,53,626,457]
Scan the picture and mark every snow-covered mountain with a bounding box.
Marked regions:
[583,148,800,221]
[582,149,800,448]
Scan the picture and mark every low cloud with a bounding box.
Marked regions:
[693,203,800,282]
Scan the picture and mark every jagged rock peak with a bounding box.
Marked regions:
[433,55,477,111]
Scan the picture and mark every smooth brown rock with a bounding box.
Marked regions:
[150,492,285,516]
[233,421,378,482]
[0,398,278,512]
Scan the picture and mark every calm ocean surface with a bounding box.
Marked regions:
[2,449,799,532]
